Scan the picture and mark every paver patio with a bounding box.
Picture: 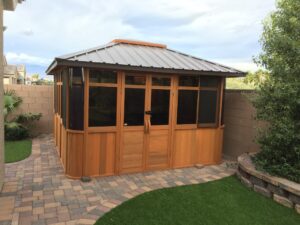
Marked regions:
[0,135,236,225]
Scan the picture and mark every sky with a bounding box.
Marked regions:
[4,0,276,77]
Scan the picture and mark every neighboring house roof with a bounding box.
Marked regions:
[47,39,245,77]
[4,65,17,76]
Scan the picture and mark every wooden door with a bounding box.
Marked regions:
[146,75,173,170]
[120,74,173,173]
[120,74,148,173]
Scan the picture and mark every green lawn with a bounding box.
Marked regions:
[95,176,300,225]
[5,139,32,163]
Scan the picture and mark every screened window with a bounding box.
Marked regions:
[197,76,221,127]
[200,76,220,87]
[125,74,146,85]
[124,88,145,126]
[176,75,223,126]
[179,76,199,87]
[177,90,198,124]
[198,90,218,124]
[69,67,84,130]
[151,90,170,125]
[89,87,117,126]
[61,70,68,127]
[152,77,171,86]
[90,70,117,83]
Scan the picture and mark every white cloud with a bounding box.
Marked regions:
[4,0,276,74]
[6,52,51,66]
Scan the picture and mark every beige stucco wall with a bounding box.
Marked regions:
[4,84,54,135]
[223,90,260,159]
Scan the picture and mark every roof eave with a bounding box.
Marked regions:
[47,58,246,77]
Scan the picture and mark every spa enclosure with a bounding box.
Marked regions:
[46,39,245,179]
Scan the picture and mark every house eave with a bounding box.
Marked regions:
[46,58,246,77]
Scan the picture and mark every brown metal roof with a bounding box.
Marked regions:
[46,40,245,76]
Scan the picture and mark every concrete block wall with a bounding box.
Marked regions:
[4,84,54,135]
[223,90,260,159]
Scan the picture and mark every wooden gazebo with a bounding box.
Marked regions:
[47,39,245,179]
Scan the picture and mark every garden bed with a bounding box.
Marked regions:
[237,153,300,214]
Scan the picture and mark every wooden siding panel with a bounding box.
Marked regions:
[67,132,84,178]
[85,133,100,176]
[84,133,116,177]
[195,128,223,165]
[173,130,196,168]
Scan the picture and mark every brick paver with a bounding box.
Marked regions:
[0,135,236,225]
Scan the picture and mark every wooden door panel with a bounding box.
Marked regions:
[147,130,169,169]
[121,131,144,173]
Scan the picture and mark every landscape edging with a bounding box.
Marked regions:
[237,153,300,214]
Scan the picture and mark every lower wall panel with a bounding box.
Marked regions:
[84,132,116,177]
[195,128,223,165]
[53,114,223,178]
[61,126,67,168]
[66,132,84,178]
[173,128,224,168]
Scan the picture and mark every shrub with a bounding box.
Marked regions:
[252,0,300,183]
[4,90,42,141]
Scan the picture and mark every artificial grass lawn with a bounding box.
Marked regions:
[5,139,32,163]
[95,176,300,225]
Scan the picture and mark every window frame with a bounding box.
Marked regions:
[87,69,120,130]
[175,75,224,129]
[68,67,85,131]
[175,75,200,128]
[197,77,223,128]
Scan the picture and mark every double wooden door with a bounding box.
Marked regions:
[119,74,174,174]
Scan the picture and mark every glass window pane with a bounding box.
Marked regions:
[200,76,220,87]
[69,67,84,130]
[177,90,198,124]
[179,76,199,87]
[152,77,171,86]
[89,70,117,83]
[198,90,218,124]
[125,74,146,85]
[89,87,117,126]
[151,90,170,125]
[124,88,145,126]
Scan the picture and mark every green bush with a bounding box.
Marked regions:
[4,90,42,141]
[5,122,29,141]
[252,0,300,183]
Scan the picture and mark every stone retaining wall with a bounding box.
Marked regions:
[237,153,300,214]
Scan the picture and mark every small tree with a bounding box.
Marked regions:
[253,0,300,183]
